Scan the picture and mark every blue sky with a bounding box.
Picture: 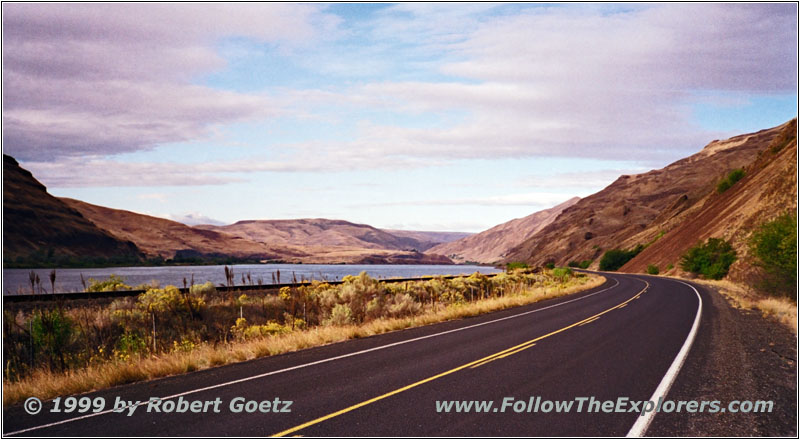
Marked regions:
[3,3,797,232]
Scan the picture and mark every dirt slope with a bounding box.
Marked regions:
[622,119,797,280]
[3,155,141,262]
[426,197,580,264]
[503,121,793,267]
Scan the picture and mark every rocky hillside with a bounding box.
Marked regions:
[3,155,141,264]
[503,120,794,268]
[426,197,580,264]
[622,119,797,280]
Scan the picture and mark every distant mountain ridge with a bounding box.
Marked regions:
[426,197,580,264]
[195,219,468,253]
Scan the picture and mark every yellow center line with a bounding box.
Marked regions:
[272,280,649,437]
[578,316,600,327]
[470,342,537,369]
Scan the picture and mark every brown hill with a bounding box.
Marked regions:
[503,121,794,268]
[61,198,300,261]
[198,219,442,252]
[65,201,454,265]
[622,119,797,280]
[426,197,580,264]
[3,154,141,263]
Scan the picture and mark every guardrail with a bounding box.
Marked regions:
[3,273,502,304]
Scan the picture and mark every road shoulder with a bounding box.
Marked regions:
[647,281,797,436]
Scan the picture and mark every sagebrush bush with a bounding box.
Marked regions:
[716,168,745,193]
[87,274,132,292]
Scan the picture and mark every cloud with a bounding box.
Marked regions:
[2,3,337,161]
[136,193,169,203]
[164,212,227,226]
[515,169,650,190]
[3,3,796,172]
[18,149,436,187]
[294,4,797,164]
[349,192,576,209]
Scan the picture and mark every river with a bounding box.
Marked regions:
[3,264,501,295]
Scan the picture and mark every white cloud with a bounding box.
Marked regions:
[2,3,337,161]
[136,193,169,203]
[515,169,650,190]
[3,3,796,177]
[285,4,796,164]
[350,192,576,209]
[164,212,227,226]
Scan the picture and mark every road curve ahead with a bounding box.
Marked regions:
[4,273,703,437]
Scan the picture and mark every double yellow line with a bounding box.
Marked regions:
[272,280,649,437]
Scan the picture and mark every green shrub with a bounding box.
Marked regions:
[680,238,737,280]
[646,264,659,275]
[568,260,592,269]
[31,309,75,370]
[666,263,674,271]
[506,262,529,271]
[716,168,745,193]
[114,332,148,360]
[544,262,556,270]
[551,267,573,283]
[749,213,797,300]
[599,245,644,271]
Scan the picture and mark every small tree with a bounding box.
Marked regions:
[599,245,644,271]
[749,213,797,300]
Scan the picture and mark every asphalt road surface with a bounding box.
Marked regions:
[5,272,706,436]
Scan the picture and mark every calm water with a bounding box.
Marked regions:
[2,264,501,295]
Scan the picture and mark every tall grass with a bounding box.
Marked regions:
[688,278,796,334]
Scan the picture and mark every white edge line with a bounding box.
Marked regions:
[6,278,621,436]
[626,278,703,437]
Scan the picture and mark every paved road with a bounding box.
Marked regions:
[4,272,703,436]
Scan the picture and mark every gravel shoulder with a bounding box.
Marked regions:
[647,281,797,436]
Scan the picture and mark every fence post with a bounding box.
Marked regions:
[152,312,157,353]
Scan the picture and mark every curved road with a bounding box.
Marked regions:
[4,272,703,436]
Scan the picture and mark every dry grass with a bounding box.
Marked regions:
[3,274,605,407]
[689,278,797,334]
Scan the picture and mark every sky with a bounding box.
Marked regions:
[2,3,797,232]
